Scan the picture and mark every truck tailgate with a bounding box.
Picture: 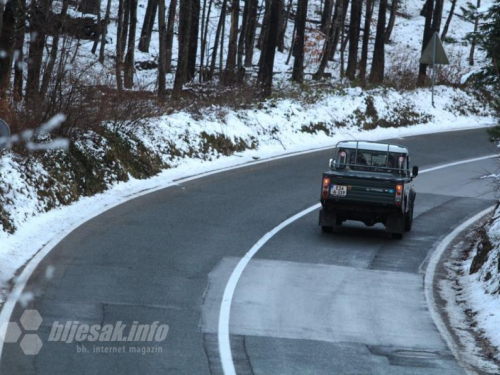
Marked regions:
[328,175,398,206]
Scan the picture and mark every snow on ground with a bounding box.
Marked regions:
[0,84,495,305]
[461,208,500,359]
[439,204,500,371]
[68,0,494,90]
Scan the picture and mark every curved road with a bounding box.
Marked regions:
[0,128,497,374]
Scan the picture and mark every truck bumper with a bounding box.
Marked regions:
[319,202,404,233]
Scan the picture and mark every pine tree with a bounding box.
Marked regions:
[467,0,500,84]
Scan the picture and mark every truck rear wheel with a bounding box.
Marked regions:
[405,204,414,232]
[322,226,333,233]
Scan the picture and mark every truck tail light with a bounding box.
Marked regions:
[322,177,330,198]
[395,184,403,205]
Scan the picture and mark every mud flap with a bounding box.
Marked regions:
[386,214,405,234]
[319,209,337,227]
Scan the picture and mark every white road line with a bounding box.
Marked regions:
[422,154,497,173]
[424,206,495,375]
[217,155,498,375]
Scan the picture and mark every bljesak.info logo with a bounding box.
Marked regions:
[0,309,169,356]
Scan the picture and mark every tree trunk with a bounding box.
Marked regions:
[292,0,308,83]
[187,0,200,81]
[158,0,167,96]
[321,0,334,34]
[258,0,271,50]
[209,0,227,79]
[244,0,258,67]
[200,0,212,81]
[369,0,387,83]
[0,0,20,101]
[469,0,480,65]
[91,0,102,54]
[13,0,26,102]
[99,0,112,63]
[258,0,282,96]
[329,0,349,60]
[238,0,250,73]
[440,0,456,40]
[313,0,341,79]
[385,0,398,43]
[345,0,361,80]
[358,0,374,83]
[165,0,177,72]
[138,0,158,53]
[79,0,100,14]
[225,0,239,82]
[0,3,5,38]
[41,0,69,97]
[124,0,137,88]
[432,0,444,32]
[173,0,192,96]
[26,0,53,101]
[417,0,434,86]
[277,0,285,52]
[116,0,125,91]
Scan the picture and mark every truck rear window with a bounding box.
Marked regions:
[337,149,407,173]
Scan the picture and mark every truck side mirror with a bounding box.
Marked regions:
[412,166,419,178]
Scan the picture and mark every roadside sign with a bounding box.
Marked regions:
[0,119,11,149]
[420,32,449,107]
[420,33,449,65]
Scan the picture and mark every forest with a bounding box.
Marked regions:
[0,0,496,135]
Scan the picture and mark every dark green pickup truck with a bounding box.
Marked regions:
[319,141,419,239]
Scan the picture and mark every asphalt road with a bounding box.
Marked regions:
[0,128,497,375]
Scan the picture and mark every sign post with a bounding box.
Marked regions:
[0,119,11,150]
[420,32,449,107]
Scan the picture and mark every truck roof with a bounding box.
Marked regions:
[336,141,409,154]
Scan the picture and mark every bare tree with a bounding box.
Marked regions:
[116,0,125,91]
[209,0,227,79]
[13,0,26,102]
[187,0,200,81]
[321,0,334,34]
[138,0,158,53]
[469,0,480,65]
[200,0,214,81]
[258,0,282,96]
[417,0,434,86]
[0,0,21,100]
[225,0,240,82]
[124,0,138,88]
[79,0,100,14]
[26,0,53,100]
[258,0,271,50]
[99,0,112,64]
[292,0,309,83]
[165,0,178,72]
[385,0,398,43]
[158,0,167,96]
[41,0,70,97]
[359,0,374,83]
[345,0,362,80]
[369,0,388,83]
[173,0,192,96]
[244,0,259,67]
[441,0,457,40]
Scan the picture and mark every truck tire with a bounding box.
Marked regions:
[322,226,333,233]
[404,204,414,232]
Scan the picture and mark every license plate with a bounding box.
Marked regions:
[331,185,347,197]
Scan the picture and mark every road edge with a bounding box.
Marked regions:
[424,206,496,375]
